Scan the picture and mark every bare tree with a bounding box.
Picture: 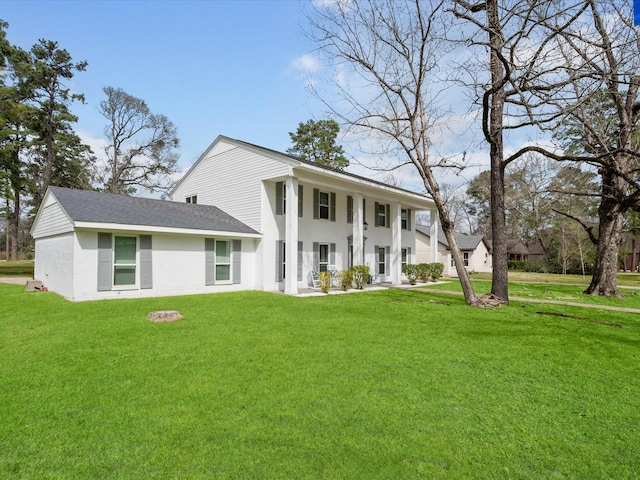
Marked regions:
[451,0,592,302]
[306,0,481,305]
[98,86,179,195]
[545,0,640,297]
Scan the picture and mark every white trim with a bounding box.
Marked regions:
[72,222,262,238]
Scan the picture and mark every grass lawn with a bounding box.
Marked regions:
[0,260,34,277]
[1,284,639,479]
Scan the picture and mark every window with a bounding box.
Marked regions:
[378,246,386,275]
[114,236,136,286]
[186,195,197,204]
[319,243,329,272]
[276,182,303,217]
[451,252,470,268]
[347,195,353,224]
[377,203,386,227]
[313,189,336,221]
[319,192,330,219]
[402,248,408,270]
[216,240,231,282]
[374,202,390,228]
[401,209,409,230]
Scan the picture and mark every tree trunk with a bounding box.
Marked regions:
[584,195,624,297]
[10,188,20,261]
[487,0,509,303]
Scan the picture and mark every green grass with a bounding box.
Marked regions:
[0,260,34,276]
[426,277,640,310]
[470,270,640,287]
[2,284,640,479]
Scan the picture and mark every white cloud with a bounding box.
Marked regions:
[290,54,322,74]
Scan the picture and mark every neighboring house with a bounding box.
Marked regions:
[507,239,530,262]
[415,225,493,276]
[31,187,261,301]
[32,135,437,300]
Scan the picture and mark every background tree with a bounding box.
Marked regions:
[27,39,94,206]
[98,86,179,195]
[551,28,640,298]
[307,0,482,305]
[287,119,348,170]
[0,20,35,260]
[451,0,591,302]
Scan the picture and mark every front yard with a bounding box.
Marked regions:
[1,283,639,479]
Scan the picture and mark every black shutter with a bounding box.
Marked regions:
[298,185,303,218]
[330,192,336,222]
[275,182,284,215]
[276,240,284,282]
[313,188,320,219]
[297,241,303,281]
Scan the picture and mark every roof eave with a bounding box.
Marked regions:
[73,221,261,238]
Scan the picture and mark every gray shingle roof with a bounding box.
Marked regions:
[49,186,259,235]
[415,225,488,251]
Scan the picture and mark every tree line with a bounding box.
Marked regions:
[0,21,180,261]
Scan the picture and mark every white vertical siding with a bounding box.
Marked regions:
[34,233,75,299]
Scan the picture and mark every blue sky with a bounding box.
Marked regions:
[2,0,325,169]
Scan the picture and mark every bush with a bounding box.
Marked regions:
[415,263,444,282]
[402,264,419,285]
[351,265,370,289]
[318,271,332,294]
[337,269,353,291]
[428,263,444,281]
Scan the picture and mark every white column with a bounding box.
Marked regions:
[284,176,298,295]
[430,209,438,263]
[353,193,364,265]
[391,202,402,285]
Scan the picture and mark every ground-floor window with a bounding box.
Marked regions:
[216,240,231,282]
[114,236,137,286]
[319,243,329,272]
[378,246,386,275]
[402,248,408,271]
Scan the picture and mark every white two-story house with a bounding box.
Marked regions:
[171,136,437,295]
[31,135,438,301]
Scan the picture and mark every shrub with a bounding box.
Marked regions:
[416,263,444,282]
[337,269,353,291]
[416,264,430,283]
[351,265,370,289]
[318,271,332,294]
[428,262,444,281]
[402,264,419,285]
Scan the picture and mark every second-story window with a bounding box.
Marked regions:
[186,195,197,204]
[375,202,389,228]
[313,188,336,221]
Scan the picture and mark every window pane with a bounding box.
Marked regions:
[114,236,136,264]
[216,240,230,263]
[319,192,329,205]
[216,265,230,281]
[114,266,136,285]
[319,244,329,263]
